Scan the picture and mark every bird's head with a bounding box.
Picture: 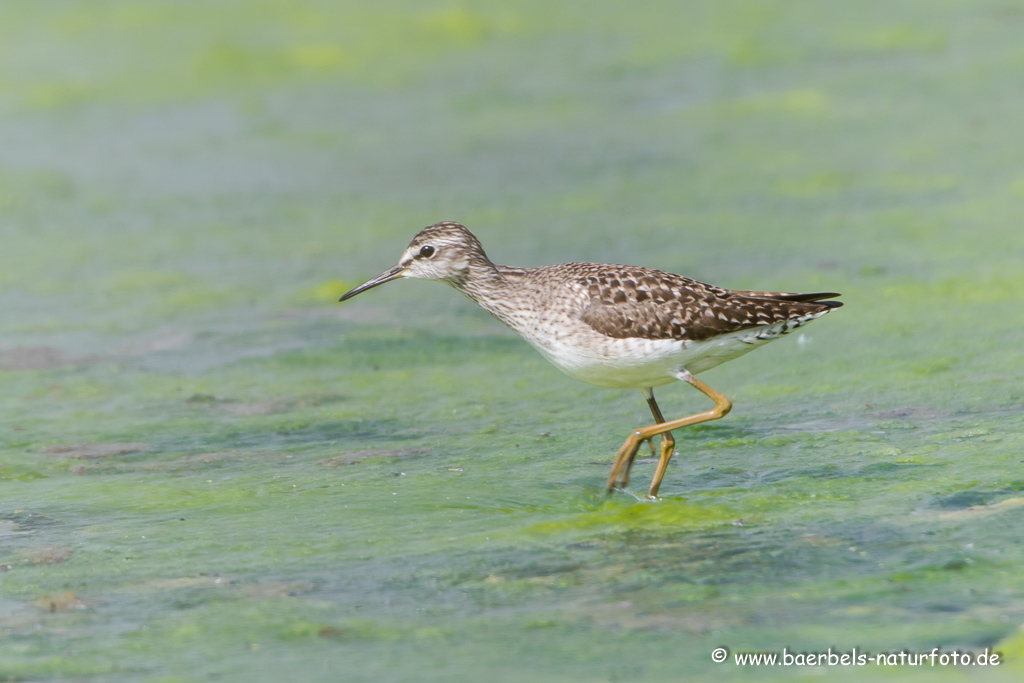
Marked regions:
[340,221,491,301]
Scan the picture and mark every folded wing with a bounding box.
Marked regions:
[576,266,842,342]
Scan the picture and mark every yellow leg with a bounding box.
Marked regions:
[616,388,676,489]
[607,371,732,498]
[646,394,676,494]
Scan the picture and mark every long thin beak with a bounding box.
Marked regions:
[339,265,406,301]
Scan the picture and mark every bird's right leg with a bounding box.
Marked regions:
[608,388,676,489]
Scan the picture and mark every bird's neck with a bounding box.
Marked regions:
[448,261,520,322]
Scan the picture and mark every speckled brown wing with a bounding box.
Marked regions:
[574,265,841,342]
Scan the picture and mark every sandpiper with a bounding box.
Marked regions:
[340,222,842,498]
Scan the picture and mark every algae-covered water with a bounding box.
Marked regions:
[2,1,1024,681]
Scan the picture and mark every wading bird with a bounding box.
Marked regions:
[340,222,842,498]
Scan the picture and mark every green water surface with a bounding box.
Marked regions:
[2,1,1023,681]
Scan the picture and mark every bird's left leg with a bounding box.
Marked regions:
[607,371,731,497]
[613,388,675,489]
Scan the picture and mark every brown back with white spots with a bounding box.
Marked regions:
[551,263,842,342]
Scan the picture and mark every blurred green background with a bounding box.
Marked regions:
[2,1,1023,681]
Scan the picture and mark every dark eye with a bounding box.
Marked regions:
[418,245,436,259]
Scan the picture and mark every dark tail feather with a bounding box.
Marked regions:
[732,290,843,312]
[737,290,842,306]
[780,292,843,311]
[735,290,840,301]
[772,291,842,303]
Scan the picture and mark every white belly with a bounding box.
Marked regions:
[535,336,689,388]
[520,319,799,389]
